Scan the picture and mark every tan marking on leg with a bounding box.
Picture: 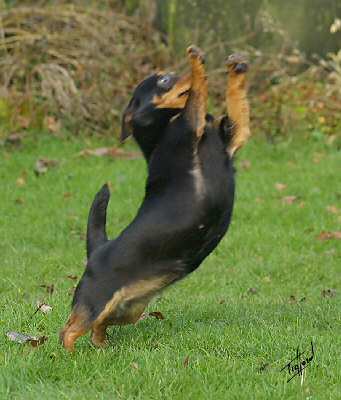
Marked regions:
[226,53,251,157]
[91,324,108,348]
[92,275,176,334]
[152,73,191,109]
[184,45,208,140]
[60,309,90,352]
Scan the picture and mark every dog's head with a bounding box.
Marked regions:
[121,72,190,143]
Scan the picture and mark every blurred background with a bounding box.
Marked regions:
[0,0,340,143]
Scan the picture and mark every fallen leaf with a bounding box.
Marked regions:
[289,295,296,303]
[68,286,76,296]
[6,331,48,347]
[326,205,340,215]
[44,116,61,134]
[78,147,141,159]
[63,192,72,199]
[321,288,337,298]
[131,362,139,370]
[313,152,325,164]
[148,311,165,320]
[219,299,226,304]
[282,195,297,205]
[326,135,337,146]
[32,302,53,316]
[259,362,269,372]
[16,177,26,187]
[317,231,341,241]
[66,274,78,281]
[5,133,23,146]
[240,159,251,170]
[39,284,54,295]
[15,197,24,205]
[17,116,30,129]
[36,302,53,314]
[34,158,59,176]
[298,201,305,208]
[183,356,190,367]
[275,182,287,191]
[137,311,165,322]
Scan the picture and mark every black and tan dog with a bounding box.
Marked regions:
[60,46,250,351]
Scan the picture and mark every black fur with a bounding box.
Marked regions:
[75,73,235,324]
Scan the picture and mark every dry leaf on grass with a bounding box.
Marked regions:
[137,311,165,322]
[16,177,26,187]
[275,182,287,191]
[34,158,59,176]
[39,284,54,295]
[131,362,139,370]
[240,159,251,170]
[78,147,141,159]
[6,331,48,347]
[326,205,340,215]
[32,302,53,316]
[68,286,76,296]
[5,133,23,146]
[183,356,190,367]
[44,116,61,134]
[148,311,165,320]
[281,195,297,205]
[321,288,337,298]
[66,274,78,281]
[317,231,341,241]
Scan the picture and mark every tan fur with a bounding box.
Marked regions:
[152,73,191,109]
[184,46,208,139]
[226,63,250,157]
[60,308,90,352]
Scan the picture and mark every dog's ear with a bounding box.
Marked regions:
[120,105,133,142]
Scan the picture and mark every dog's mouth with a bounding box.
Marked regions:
[152,73,191,109]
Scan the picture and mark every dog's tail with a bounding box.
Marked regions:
[86,183,110,259]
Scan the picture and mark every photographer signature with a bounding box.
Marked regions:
[280,341,315,383]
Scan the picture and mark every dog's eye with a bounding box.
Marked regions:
[157,75,173,89]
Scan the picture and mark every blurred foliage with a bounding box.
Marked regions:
[0,2,170,137]
[0,0,340,143]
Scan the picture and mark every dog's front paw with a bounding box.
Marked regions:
[226,53,248,74]
[187,45,205,64]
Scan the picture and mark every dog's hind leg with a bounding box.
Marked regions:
[184,45,208,140]
[225,54,251,157]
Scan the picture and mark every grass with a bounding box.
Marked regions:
[0,132,340,399]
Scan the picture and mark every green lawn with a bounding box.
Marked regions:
[0,133,340,399]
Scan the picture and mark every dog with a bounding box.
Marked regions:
[60,46,250,351]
